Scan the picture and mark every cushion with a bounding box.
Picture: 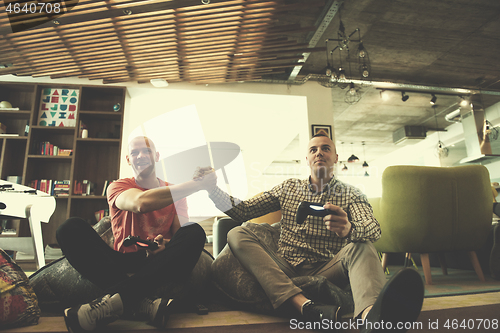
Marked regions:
[0,248,41,328]
[29,217,213,311]
[211,222,354,316]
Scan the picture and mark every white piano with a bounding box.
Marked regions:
[0,179,56,269]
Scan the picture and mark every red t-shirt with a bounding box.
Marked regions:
[107,178,189,253]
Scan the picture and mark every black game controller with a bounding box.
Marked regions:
[123,235,159,250]
[295,201,334,224]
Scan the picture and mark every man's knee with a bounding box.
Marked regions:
[177,222,206,248]
[345,242,379,260]
[56,217,89,244]
[227,226,247,252]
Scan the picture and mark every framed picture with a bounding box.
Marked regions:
[37,88,79,127]
[311,124,332,139]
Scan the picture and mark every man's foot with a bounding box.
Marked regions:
[491,223,500,280]
[302,300,340,322]
[137,297,173,329]
[64,293,124,332]
[360,268,424,333]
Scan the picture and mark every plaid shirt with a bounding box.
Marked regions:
[209,176,381,266]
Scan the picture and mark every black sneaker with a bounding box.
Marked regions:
[64,293,124,332]
[137,297,173,329]
[302,300,340,322]
[490,223,500,280]
[360,268,424,333]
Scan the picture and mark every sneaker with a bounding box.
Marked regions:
[137,297,173,329]
[302,300,340,322]
[64,293,124,332]
[360,268,424,333]
[490,223,500,280]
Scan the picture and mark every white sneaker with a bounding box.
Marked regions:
[64,293,124,332]
[137,297,173,328]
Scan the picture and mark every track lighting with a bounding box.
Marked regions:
[430,94,437,105]
[401,91,409,102]
[342,163,348,171]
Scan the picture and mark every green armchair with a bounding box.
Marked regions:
[370,165,492,285]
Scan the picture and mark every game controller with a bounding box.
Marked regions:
[295,201,334,224]
[123,235,159,250]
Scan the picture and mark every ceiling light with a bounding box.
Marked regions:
[459,96,468,107]
[347,143,359,162]
[361,65,370,78]
[150,78,169,87]
[362,141,369,167]
[325,66,333,77]
[347,154,359,162]
[358,43,367,58]
[430,94,437,105]
[401,91,409,102]
[338,68,346,80]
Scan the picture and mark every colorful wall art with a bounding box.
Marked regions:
[38,88,79,127]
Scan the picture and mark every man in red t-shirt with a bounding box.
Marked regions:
[57,136,216,332]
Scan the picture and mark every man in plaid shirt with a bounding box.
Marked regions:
[199,134,424,332]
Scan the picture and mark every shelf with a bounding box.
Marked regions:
[1,81,124,243]
[79,110,122,117]
[31,126,76,132]
[0,110,31,118]
[71,195,107,200]
[76,138,120,143]
[27,155,73,159]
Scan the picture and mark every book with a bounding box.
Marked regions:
[101,180,113,196]
[7,176,22,184]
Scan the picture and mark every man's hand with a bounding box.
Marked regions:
[146,234,166,256]
[193,166,213,180]
[323,202,351,238]
[193,166,217,191]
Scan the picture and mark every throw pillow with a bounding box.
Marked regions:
[0,248,41,328]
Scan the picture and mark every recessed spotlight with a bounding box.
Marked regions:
[459,97,468,107]
[380,90,389,101]
[150,78,169,87]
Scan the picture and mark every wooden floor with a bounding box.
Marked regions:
[3,292,500,333]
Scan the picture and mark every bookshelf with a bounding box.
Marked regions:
[0,82,124,246]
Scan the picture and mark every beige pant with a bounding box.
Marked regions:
[227,225,386,318]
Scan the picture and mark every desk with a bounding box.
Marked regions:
[0,180,56,269]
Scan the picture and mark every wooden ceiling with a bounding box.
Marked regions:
[1,0,499,90]
[0,0,326,84]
